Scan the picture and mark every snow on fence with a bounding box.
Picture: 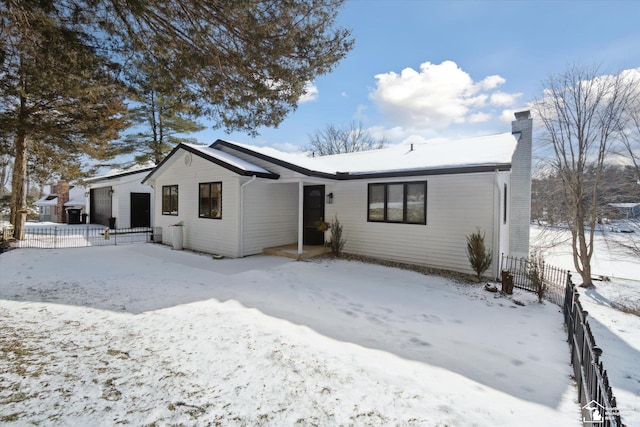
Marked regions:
[500,254,568,305]
[564,280,622,426]
[11,226,153,249]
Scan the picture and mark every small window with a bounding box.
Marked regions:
[503,183,508,224]
[367,182,427,224]
[199,182,222,219]
[162,185,178,215]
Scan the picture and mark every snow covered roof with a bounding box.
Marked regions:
[85,164,156,183]
[35,185,86,207]
[142,143,279,183]
[609,202,640,209]
[64,186,86,207]
[34,195,58,206]
[212,132,518,178]
[143,132,519,184]
[183,143,273,175]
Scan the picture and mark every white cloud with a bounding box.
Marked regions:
[490,91,522,107]
[298,82,319,103]
[341,91,348,97]
[271,142,302,153]
[468,112,491,123]
[499,109,517,123]
[353,104,369,121]
[370,60,521,129]
[478,75,506,90]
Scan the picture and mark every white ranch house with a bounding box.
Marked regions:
[143,111,532,278]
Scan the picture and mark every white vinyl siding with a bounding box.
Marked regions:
[241,181,299,255]
[330,173,500,276]
[153,150,240,257]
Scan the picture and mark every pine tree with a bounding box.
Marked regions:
[121,57,205,165]
[329,215,346,256]
[1,8,128,237]
[466,228,493,281]
[2,0,353,237]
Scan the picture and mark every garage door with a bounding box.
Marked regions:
[90,187,112,226]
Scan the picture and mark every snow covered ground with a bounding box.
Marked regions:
[531,223,640,425]
[0,243,578,426]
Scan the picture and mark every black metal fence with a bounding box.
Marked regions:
[500,254,568,305]
[6,226,153,249]
[564,279,622,426]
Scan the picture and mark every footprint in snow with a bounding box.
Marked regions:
[420,314,442,324]
[409,337,431,347]
[339,309,357,317]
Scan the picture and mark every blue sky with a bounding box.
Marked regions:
[194,0,640,152]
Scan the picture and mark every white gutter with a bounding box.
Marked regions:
[238,175,257,257]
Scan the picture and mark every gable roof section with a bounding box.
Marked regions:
[85,166,156,183]
[142,143,279,183]
[211,139,337,179]
[211,132,518,179]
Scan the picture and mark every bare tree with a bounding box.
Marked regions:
[534,66,637,287]
[305,121,386,156]
[617,90,640,258]
[619,88,640,184]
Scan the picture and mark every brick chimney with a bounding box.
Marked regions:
[56,182,70,224]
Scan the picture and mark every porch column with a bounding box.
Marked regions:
[298,180,304,255]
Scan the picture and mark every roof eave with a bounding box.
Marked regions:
[334,163,512,180]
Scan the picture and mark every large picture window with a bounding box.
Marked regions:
[162,185,178,215]
[367,182,426,224]
[199,182,222,219]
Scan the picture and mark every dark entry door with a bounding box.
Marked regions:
[303,185,325,245]
[90,187,112,226]
[130,193,151,228]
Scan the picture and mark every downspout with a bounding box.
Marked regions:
[238,175,257,257]
[298,180,304,255]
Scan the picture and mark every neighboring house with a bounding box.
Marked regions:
[143,111,533,278]
[608,202,640,219]
[84,166,155,228]
[34,183,87,224]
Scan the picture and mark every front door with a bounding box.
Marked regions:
[130,193,151,228]
[303,185,325,245]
